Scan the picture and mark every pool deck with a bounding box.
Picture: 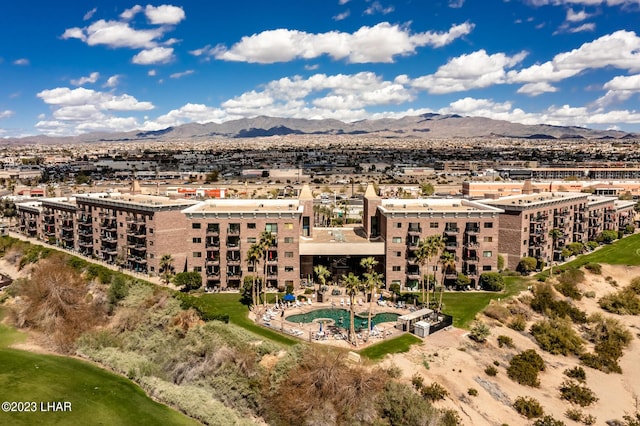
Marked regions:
[251,293,414,349]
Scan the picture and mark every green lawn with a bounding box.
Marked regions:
[545,233,640,277]
[359,334,422,361]
[439,276,530,329]
[0,318,197,425]
[185,293,298,346]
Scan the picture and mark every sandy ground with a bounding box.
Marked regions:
[382,264,640,425]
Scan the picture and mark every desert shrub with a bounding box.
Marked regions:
[579,313,632,374]
[554,269,584,300]
[563,366,586,382]
[469,321,491,343]
[530,318,584,356]
[530,283,587,323]
[484,303,511,323]
[484,365,498,377]
[438,409,462,426]
[565,408,583,422]
[559,380,598,407]
[421,382,449,402]
[513,396,544,419]
[377,381,438,426]
[628,277,640,295]
[583,263,602,274]
[411,373,424,390]
[497,335,514,349]
[533,415,566,426]
[598,288,640,315]
[479,272,505,291]
[584,291,596,298]
[582,414,596,425]
[108,275,130,306]
[467,388,478,396]
[530,283,556,313]
[517,257,538,274]
[509,314,527,331]
[507,349,545,387]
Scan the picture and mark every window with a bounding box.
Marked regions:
[192,237,202,243]
[284,223,293,230]
[248,265,255,272]
[396,223,402,228]
[284,237,294,243]
[194,266,202,272]
[484,222,493,228]
[392,266,401,272]
[193,252,202,258]
[150,267,155,272]
[149,253,154,259]
[391,280,401,286]
[284,266,294,272]
[430,222,439,228]
[483,251,492,258]
[247,223,256,229]
[482,265,492,271]
[483,236,493,242]
[247,237,256,243]
[285,251,294,258]
[395,251,402,257]
[119,222,123,227]
[265,223,278,233]
[192,223,201,229]
[392,237,402,243]
[285,280,294,287]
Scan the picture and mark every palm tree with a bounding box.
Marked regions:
[259,230,276,310]
[159,254,175,285]
[342,272,362,346]
[363,270,383,335]
[437,251,456,313]
[246,243,262,307]
[313,264,331,296]
[360,256,380,332]
[416,235,444,309]
[548,228,563,278]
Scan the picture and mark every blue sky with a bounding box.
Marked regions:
[1,0,640,137]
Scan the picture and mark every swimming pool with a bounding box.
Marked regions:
[286,308,399,331]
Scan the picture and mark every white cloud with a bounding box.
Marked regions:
[569,23,596,33]
[144,5,185,25]
[333,10,350,21]
[71,71,100,86]
[338,0,350,4]
[132,47,174,65]
[593,74,640,107]
[170,70,194,79]
[35,87,154,135]
[148,69,157,76]
[13,58,29,65]
[566,8,592,22]
[120,5,143,20]
[62,20,166,49]
[37,87,153,111]
[364,1,395,15]
[83,7,97,21]
[208,22,474,64]
[0,110,14,119]
[449,0,465,7]
[517,82,558,95]
[103,75,121,88]
[140,103,228,130]
[412,50,528,94]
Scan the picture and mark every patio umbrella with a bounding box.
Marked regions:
[283,293,295,302]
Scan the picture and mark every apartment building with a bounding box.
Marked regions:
[369,196,503,289]
[482,192,590,270]
[181,198,307,290]
[13,183,634,292]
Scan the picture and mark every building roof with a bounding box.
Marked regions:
[483,192,588,210]
[299,227,385,256]
[182,199,303,216]
[378,198,503,215]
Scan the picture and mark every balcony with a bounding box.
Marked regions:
[227,227,241,235]
[444,227,459,236]
[100,222,117,232]
[79,240,93,247]
[206,267,220,277]
[102,248,118,256]
[206,238,220,248]
[266,269,278,278]
[407,227,422,236]
[126,217,145,225]
[227,269,242,278]
[226,257,241,265]
[206,257,220,265]
[99,212,116,220]
[406,271,420,280]
[557,209,571,217]
[464,256,479,262]
[445,241,458,250]
[464,227,480,235]
[406,257,418,265]
[206,225,220,236]
[464,241,479,248]
[406,238,420,249]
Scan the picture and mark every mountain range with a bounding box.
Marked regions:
[4,114,637,145]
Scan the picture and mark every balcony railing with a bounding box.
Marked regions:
[407,227,421,236]
[465,227,480,235]
[227,227,241,235]
[206,226,220,235]
[444,227,459,235]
